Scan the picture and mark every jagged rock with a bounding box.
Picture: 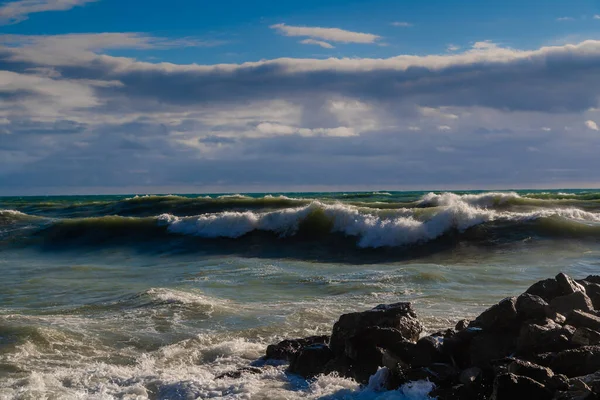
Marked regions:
[526,278,561,302]
[288,344,333,378]
[585,276,600,285]
[469,332,515,370]
[572,327,600,347]
[549,346,600,377]
[473,297,518,332]
[455,319,470,331]
[575,370,600,394]
[506,359,554,387]
[400,363,458,386]
[517,319,576,354]
[516,293,551,321]
[557,273,586,296]
[580,281,600,310]
[329,302,423,358]
[265,335,329,361]
[215,366,262,379]
[550,291,594,315]
[567,310,600,332]
[442,327,482,369]
[410,335,446,367]
[490,373,553,400]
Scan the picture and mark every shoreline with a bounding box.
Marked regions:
[225,273,600,399]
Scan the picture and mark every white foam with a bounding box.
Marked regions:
[419,191,522,207]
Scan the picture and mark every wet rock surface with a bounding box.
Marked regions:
[256,273,600,399]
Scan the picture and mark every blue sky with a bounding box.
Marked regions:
[1,0,600,194]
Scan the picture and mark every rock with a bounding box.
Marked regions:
[473,297,518,332]
[469,332,515,370]
[455,319,470,331]
[410,335,446,367]
[507,359,554,387]
[215,366,262,379]
[329,302,423,358]
[265,335,329,361]
[459,366,483,385]
[490,373,553,400]
[575,370,600,394]
[580,281,600,310]
[442,327,482,369]
[288,344,334,378]
[549,346,600,377]
[550,291,594,315]
[516,293,551,321]
[517,319,576,354]
[401,363,458,386]
[557,273,585,296]
[567,310,600,332]
[584,275,600,285]
[526,278,561,303]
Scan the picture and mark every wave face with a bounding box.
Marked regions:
[2,190,600,252]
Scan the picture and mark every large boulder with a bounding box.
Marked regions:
[506,359,557,389]
[549,346,600,377]
[526,278,561,303]
[329,302,423,357]
[580,281,600,310]
[288,344,334,378]
[550,291,594,316]
[517,319,576,354]
[556,273,585,296]
[469,332,516,370]
[265,335,329,361]
[516,293,551,321]
[472,297,518,332]
[572,327,600,347]
[567,310,600,332]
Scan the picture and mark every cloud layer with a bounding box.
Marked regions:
[0,0,98,24]
[2,33,600,193]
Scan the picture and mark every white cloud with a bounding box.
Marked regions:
[586,120,599,131]
[391,22,412,27]
[437,125,452,131]
[594,15,600,20]
[447,44,460,52]
[299,38,334,49]
[557,17,575,21]
[0,0,98,25]
[270,23,380,44]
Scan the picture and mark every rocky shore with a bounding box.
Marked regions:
[224,273,600,399]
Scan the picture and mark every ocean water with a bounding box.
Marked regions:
[2,190,600,399]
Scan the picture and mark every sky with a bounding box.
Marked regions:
[1,0,600,194]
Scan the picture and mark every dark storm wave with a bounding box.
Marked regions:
[3,190,600,252]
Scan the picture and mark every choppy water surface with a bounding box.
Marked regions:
[2,190,600,399]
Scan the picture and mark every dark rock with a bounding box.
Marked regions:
[580,281,600,310]
[557,273,585,296]
[265,335,329,361]
[288,344,334,378]
[329,302,423,358]
[572,327,600,346]
[567,310,600,332]
[526,278,561,303]
[430,328,456,338]
[575,370,600,394]
[507,359,554,387]
[459,366,483,385]
[516,293,551,321]
[490,373,553,400]
[442,327,482,369]
[550,291,594,315]
[469,332,515,370]
[549,346,600,377]
[215,366,262,379]
[585,275,600,285]
[473,297,518,332]
[517,319,576,354]
[411,335,446,367]
[401,363,458,386]
[455,319,470,331]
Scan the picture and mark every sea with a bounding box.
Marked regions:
[2,190,600,399]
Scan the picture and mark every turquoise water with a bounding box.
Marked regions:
[1,190,600,398]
